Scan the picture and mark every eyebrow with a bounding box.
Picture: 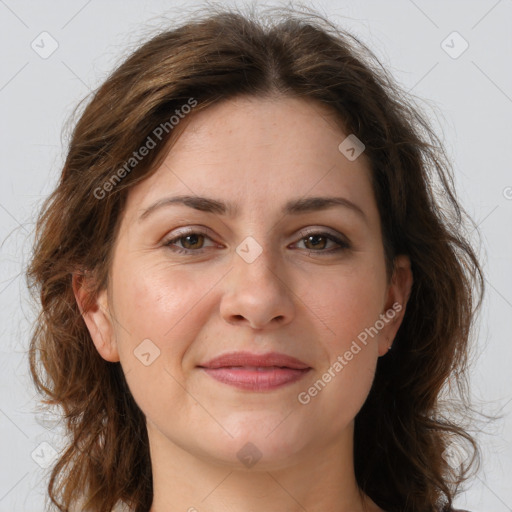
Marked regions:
[138,194,368,223]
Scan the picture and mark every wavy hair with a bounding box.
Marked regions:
[27,4,486,511]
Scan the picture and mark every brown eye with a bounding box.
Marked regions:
[303,234,328,250]
[177,233,205,250]
[163,229,216,254]
[295,230,350,254]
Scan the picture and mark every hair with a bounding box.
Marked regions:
[26,3,487,512]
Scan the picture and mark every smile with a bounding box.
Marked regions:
[199,366,311,391]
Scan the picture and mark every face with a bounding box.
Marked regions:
[77,95,412,471]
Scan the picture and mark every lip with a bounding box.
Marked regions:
[199,351,310,370]
[197,351,312,391]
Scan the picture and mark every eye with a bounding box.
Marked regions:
[162,227,351,255]
[293,229,351,254]
[163,228,218,254]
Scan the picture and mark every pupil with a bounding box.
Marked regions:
[307,235,325,249]
[184,234,202,249]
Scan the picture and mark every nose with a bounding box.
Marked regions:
[219,244,295,330]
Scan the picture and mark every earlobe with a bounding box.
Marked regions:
[72,272,120,363]
[378,255,414,356]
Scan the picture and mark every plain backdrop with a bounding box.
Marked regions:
[1,0,511,511]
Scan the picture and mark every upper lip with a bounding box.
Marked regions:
[198,351,311,370]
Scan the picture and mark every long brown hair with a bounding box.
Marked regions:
[26,4,486,511]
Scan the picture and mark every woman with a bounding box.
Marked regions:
[27,5,483,512]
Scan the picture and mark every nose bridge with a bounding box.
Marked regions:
[233,236,281,288]
[219,234,294,329]
[232,234,284,295]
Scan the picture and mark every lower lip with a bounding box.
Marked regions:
[199,367,311,391]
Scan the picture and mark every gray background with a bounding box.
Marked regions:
[1,0,511,510]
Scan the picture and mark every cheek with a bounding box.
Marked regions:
[112,257,214,340]
[292,259,384,422]
[298,257,387,350]
[110,261,214,417]
[305,348,378,435]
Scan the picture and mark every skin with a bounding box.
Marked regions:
[74,95,413,512]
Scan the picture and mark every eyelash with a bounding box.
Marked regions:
[162,228,351,255]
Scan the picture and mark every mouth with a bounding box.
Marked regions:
[197,351,312,391]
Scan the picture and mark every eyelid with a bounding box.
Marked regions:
[294,227,351,250]
[164,225,211,239]
[296,226,348,241]
[161,226,218,246]
[162,225,351,254]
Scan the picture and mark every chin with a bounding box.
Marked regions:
[200,422,311,470]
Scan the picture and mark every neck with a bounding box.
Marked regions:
[147,420,382,512]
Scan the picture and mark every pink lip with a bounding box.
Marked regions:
[198,351,311,391]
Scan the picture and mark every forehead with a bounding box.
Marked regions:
[173,95,350,159]
[123,95,376,222]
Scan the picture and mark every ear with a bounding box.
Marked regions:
[72,272,119,363]
[377,254,413,357]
